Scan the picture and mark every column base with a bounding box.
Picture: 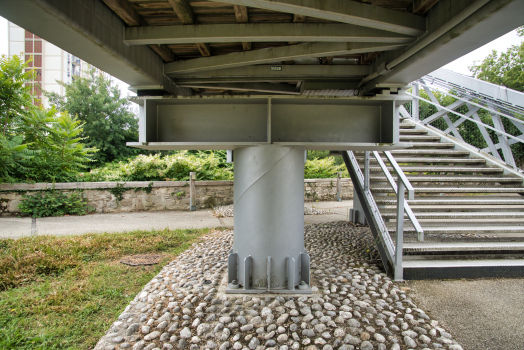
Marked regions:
[226,249,311,294]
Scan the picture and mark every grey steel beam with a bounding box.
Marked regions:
[177,82,300,94]
[124,23,415,45]
[207,0,425,36]
[363,0,524,89]
[165,42,406,74]
[427,69,524,111]
[168,65,371,81]
[0,0,175,94]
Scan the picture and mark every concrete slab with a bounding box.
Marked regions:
[304,200,352,224]
[407,278,524,350]
[0,210,222,239]
[0,217,32,239]
[0,200,353,239]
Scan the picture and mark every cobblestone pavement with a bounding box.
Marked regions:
[95,222,464,350]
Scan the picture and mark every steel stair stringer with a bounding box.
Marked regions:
[342,151,397,277]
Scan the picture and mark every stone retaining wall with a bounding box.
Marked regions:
[0,179,352,215]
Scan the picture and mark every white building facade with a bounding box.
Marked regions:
[8,22,105,106]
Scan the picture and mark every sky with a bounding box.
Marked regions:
[0,15,522,94]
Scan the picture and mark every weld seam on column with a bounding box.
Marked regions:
[233,147,296,209]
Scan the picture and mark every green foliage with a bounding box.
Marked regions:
[0,135,32,181]
[144,182,154,194]
[0,56,96,183]
[45,70,140,165]
[304,157,348,179]
[14,109,97,183]
[18,190,91,218]
[0,55,34,137]
[108,182,127,202]
[176,191,185,199]
[0,55,35,181]
[81,152,234,182]
[469,41,524,92]
[80,151,349,182]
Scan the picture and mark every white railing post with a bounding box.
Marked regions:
[336,171,342,201]
[190,172,196,211]
[394,181,405,281]
[413,83,419,121]
[364,151,370,191]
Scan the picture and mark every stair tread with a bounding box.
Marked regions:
[369,166,503,172]
[392,226,524,233]
[403,259,524,268]
[357,157,485,163]
[406,198,524,204]
[383,212,524,218]
[407,143,455,148]
[404,242,524,251]
[381,176,520,181]
[372,187,524,192]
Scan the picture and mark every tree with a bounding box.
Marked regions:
[0,55,35,181]
[13,108,97,182]
[0,55,34,137]
[469,32,524,92]
[45,71,139,165]
[0,55,96,182]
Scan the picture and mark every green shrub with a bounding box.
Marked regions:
[80,151,234,182]
[18,190,91,218]
[304,157,348,179]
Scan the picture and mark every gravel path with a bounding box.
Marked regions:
[94,222,464,350]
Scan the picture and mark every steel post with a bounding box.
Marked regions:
[394,181,405,281]
[336,171,342,202]
[227,145,310,293]
[189,172,196,211]
[413,83,420,120]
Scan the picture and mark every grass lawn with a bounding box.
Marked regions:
[0,228,217,350]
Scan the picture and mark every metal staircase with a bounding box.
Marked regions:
[343,69,524,280]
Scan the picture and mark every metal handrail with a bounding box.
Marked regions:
[406,92,524,144]
[373,151,424,242]
[345,151,396,265]
[362,151,405,280]
[415,81,524,125]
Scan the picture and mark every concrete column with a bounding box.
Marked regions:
[228,145,310,293]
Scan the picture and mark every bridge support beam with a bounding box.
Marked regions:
[227,145,311,293]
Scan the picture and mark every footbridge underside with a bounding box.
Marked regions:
[2,0,523,288]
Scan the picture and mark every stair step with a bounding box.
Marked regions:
[357,157,485,164]
[391,176,520,183]
[355,150,469,156]
[382,212,524,219]
[404,241,524,252]
[404,198,524,205]
[390,226,524,234]
[406,142,455,149]
[387,150,470,156]
[399,136,441,142]
[399,129,427,134]
[372,187,524,194]
[402,259,524,279]
[403,259,524,268]
[399,124,416,129]
[368,166,503,173]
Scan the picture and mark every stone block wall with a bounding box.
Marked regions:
[0,179,352,215]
